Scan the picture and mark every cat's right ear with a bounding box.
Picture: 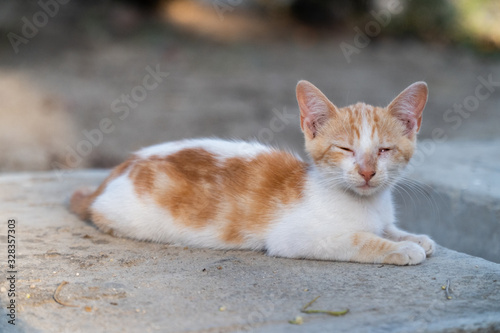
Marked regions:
[296,80,336,140]
[388,81,428,137]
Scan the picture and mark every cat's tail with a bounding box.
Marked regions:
[70,187,97,221]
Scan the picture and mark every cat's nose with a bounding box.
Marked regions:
[358,168,376,182]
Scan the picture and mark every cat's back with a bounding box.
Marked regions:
[136,138,272,160]
[85,138,308,248]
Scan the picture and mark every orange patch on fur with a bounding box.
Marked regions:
[347,108,361,140]
[219,151,307,243]
[130,149,222,229]
[128,148,307,244]
[129,160,156,196]
[352,233,361,246]
[322,151,345,166]
[396,140,415,162]
[351,232,398,262]
[70,187,95,220]
[90,211,116,236]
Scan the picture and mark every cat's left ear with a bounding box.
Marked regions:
[388,81,428,137]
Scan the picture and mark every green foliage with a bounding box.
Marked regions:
[383,0,457,43]
[454,0,500,52]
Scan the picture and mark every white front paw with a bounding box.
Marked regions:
[405,235,435,257]
[383,241,426,266]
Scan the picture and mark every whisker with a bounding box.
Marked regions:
[389,172,442,221]
[393,182,418,212]
[397,177,441,220]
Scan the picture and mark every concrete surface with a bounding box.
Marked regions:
[395,140,500,263]
[1,171,500,333]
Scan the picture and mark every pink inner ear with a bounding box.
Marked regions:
[296,80,334,139]
[398,114,418,135]
[302,117,321,138]
[388,82,428,136]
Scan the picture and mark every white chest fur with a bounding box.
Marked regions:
[265,167,395,258]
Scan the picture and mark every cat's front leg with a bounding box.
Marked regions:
[266,231,426,265]
[348,232,426,265]
[383,225,435,257]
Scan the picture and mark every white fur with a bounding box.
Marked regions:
[266,166,394,260]
[137,138,271,161]
[359,103,373,153]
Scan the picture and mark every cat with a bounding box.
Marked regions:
[70,80,435,265]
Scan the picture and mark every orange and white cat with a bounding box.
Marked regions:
[71,80,435,265]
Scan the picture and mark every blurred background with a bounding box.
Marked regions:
[1,0,499,261]
[0,0,499,172]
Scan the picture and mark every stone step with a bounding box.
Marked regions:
[396,140,500,263]
[0,171,499,332]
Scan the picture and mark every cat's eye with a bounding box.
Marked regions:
[338,146,353,153]
[379,148,391,154]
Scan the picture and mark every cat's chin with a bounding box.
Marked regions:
[351,184,383,197]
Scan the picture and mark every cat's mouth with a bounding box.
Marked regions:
[353,182,380,195]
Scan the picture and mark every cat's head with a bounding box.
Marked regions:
[296,80,428,196]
